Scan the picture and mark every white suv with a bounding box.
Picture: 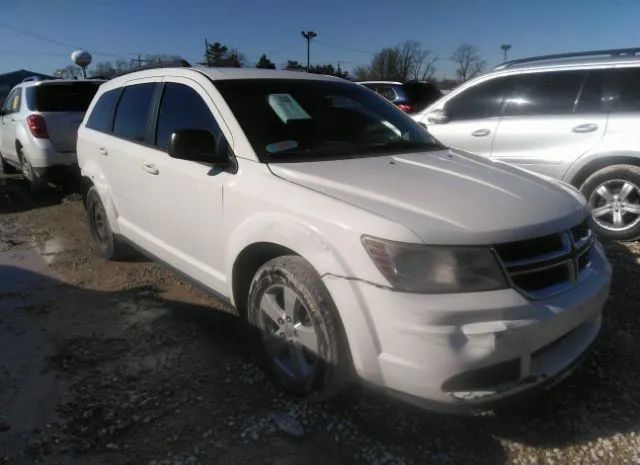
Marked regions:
[416,48,640,241]
[77,66,611,410]
[0,78,103,188]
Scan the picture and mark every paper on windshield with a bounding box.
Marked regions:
[268,94,311,123]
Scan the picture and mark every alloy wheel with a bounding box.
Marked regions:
[258,283,320,382]
[91,201,110,246]
[589,179,640,232]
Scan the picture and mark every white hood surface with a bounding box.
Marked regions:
[269,149,588,245]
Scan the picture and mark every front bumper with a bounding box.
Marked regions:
[324,241,611,409]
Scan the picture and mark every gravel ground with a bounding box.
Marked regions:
[1,172,639,465]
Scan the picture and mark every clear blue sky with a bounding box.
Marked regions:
[0,0,638,78]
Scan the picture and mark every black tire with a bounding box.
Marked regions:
[247,256,353,400]
[85,186,130,260]
[0,152,17,174]
[581,164,640,241]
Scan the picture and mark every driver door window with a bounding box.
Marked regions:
[427,76,512,156]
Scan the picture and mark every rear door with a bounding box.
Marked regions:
[424,75,513,156]
[491,70,608,179]
[28,81,102,153]
[102,79,161,237]
[600,66,640,156]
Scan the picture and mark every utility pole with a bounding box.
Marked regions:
[301,30,317,71]
[501,44,512,62]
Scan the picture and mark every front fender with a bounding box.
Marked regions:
[225,212,354,299]
[80,159,121,235]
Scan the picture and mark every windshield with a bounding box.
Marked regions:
[26,81,102,112]
[214,78,441,162]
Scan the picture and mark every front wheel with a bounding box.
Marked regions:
[247,256,353,400]
[581,164,640,241]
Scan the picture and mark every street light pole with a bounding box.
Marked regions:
[501,44,512,62]
[301,31,317,71]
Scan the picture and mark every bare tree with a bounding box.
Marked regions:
[450,43,486,82]
[353,41,438,82]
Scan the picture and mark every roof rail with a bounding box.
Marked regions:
[22,76,52,83]
[114,59,192,78]
[494,47,640,70]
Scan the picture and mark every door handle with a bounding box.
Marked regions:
[471,128,491,137]
[572,123,598,133]
[98,147,109,156]
[10,119,15,123]
[142,163,159,175]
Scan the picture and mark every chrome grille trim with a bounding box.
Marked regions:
[493,219,594,300]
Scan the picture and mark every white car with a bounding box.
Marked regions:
[77,66,611,410]
[0,78,103,188]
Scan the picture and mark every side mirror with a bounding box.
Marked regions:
[168,129,228,166]
[427,109,449,124]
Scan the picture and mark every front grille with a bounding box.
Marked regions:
[493,219,593,299]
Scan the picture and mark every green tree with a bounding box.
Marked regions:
[205,41,246,67]
[256,54,276,69]
[307,63,350,79]
[284,60,305,71]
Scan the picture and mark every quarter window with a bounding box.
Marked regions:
[504,71,585,116]
[3,88,21,114]
[445,77,512,120]
[609,67,640,112]
[113,83,157,142]
[86,88,121,133]
[155,83,223,150]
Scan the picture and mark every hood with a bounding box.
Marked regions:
[268,149,588,245]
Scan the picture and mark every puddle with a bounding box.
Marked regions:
[33,237,68,265]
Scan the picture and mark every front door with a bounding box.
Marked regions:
[131,77,235,294]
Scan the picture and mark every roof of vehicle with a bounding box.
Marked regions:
[357,81,404,86]
[106,66,347,86]
[17,78,105,88]
[491,47,640,73]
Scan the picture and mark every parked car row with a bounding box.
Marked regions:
[0,53,616,411]
[357,80,442,114]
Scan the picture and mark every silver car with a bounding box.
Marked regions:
[415,47,640,240]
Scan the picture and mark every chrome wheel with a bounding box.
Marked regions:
[258,284,320,382]
[589,179,640,232]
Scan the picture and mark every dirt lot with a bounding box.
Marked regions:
[1,172,639,465]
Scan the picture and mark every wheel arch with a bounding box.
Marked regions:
[565,152,640,188]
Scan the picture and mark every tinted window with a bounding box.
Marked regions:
[445,77,511,120]
[86,89,121,133]
[575,71,607,113]
[609,67,640,112]
[155,83,222,150]
[2,89,17,114]
[376,85,398,101]
[504,71,585,116]
[403,82,442,111]
[26,82,101,112]
[113,83,156,142]
[215,79,439,162]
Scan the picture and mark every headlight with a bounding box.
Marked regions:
[362,236,508,293]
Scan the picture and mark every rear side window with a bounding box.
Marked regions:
[609,67,640,112]
[155,83,222,150]
[376,86,398,101]
[445,76,512,120]
[86,89,121,133]
[113,83,157,142]
[2,88,20,114]
[504,71,585,116]
[26,82,101,112]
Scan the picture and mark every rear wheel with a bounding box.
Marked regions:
[85,186,130,260]
[247,256,352,400]
[581,164,640,241]
[18,147,47,192]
